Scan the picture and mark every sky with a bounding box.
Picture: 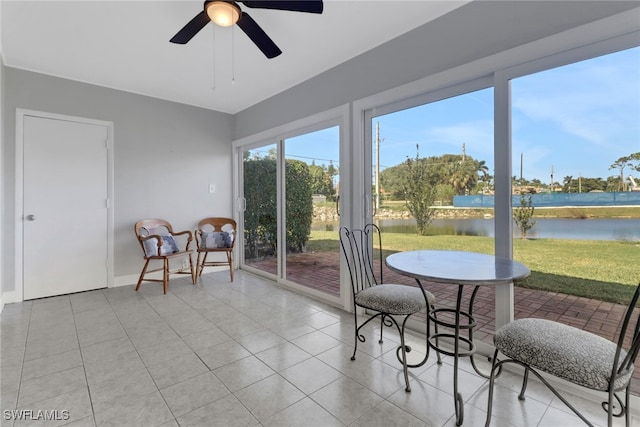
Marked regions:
[277,46,640,184]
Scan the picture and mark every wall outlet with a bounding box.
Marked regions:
[209,184,216,193]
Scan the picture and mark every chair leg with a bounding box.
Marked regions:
[518,367,530,401]
[198,253,208,280]
[188,253,195,284]
[227,251,234,282]
[351,311,360,361]
[608,389,615,427]
[625,384,630,427]
[163,259,169,294]
[605,385,629,427]
[195,252,202,280]
[135,259,151,291]
[399,320,411,392]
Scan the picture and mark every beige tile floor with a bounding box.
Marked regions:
[1,271,637,427]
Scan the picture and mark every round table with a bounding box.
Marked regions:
[386,250,530,426]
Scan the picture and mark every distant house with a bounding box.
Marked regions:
[312,194,327,203]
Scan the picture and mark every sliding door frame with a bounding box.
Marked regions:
[232,105,351,308]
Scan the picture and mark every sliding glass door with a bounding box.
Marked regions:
[242,143,278,277]
[238,125,342,302]
[284,127,341,297]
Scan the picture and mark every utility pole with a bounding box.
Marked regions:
[550,165,554,192]
[520,153,523,185]
[579,173,582,193]
[375,121,381,210]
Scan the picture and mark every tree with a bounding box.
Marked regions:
[477,160,492,193]
[308,162,335,199]
[606,175,622,192]
[513,195,536,239]
[625,152,640,172]
[403,146,437,235]
[580,177,606,192]
[609,153,640,191]
[448,158,478,195]
[562,176,574,193]
[326,162,339,200]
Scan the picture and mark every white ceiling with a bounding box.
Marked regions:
[1,0,469,114]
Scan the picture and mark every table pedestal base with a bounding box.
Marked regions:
[425,283,491,426]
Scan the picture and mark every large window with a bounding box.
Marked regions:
[510,47,640,331]
[359,45,639,354]
[368,86,495,334]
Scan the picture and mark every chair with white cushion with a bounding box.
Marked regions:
[485,283,640,427]
[339,224,440,392]
[134,219,195,294]
[194,217,236,281]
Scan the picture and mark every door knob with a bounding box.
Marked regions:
[26,214,36,221]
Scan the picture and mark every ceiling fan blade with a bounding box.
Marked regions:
[237,12,282,59]
[170,11,210,44]
[239,1,323,14]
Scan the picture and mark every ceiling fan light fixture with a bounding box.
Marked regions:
[206,1,240,27]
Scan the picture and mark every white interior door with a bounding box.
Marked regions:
[23,115,109,300]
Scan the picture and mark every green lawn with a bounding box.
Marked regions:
[307,230,640,304]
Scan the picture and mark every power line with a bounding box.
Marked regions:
[247,149,339,165]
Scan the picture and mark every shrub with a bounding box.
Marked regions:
[243,157,313,258]
[513,195,536,239]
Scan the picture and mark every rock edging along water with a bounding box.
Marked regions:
[312,206,488,222]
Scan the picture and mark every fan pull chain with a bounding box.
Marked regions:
[211,25,216,91]
[231,25,236,85]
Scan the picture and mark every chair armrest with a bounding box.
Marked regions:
[140,233,164,257]
[194,229,203,249]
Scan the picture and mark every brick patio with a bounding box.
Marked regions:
[248,251,640,395]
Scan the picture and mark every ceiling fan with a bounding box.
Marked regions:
[170,1,324,59]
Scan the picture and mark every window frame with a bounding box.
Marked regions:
[353,29,640,342]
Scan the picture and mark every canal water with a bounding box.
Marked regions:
[313,218,640,241]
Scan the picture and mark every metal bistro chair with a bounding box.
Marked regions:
[485,282,640,427]
[339,224,440,392]
[134,219,196,294]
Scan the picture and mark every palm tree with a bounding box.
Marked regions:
[448,158,477,195]
[475,160,490,193]
[563,175,573,193]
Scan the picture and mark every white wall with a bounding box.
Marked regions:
[2,69,234,297]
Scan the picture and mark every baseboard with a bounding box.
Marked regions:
[114,274,141,288]
[112,267,228,288]
[0,290,18,310]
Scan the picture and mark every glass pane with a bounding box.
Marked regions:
[284,127,341,297]
[372,87,495,335]
[242,144,278,276]
[511,47,640,393]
